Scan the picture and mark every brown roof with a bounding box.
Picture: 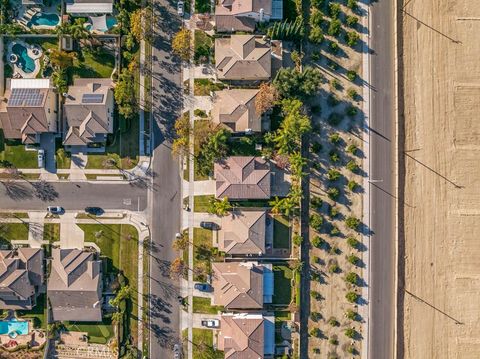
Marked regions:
[212,89,261,132]
[215,15,256,33]
[64,79,113,145]
[215,156,271,200]
[218,313,264,358]
[0,248,44,310]
[219,211,266,254]
[48,248,102,322]
[212,262,264,309]
[215,36,271,80]
[217,0,272,15]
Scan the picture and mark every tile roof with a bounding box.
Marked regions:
[218,313,265,358]
[215,15,256,33]
[212,89,261,132]
[219,210,266,254]
[215,156,271,199]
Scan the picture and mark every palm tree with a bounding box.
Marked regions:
[111,311,124,325]
[69,18,90,41]
[269,196,283,215]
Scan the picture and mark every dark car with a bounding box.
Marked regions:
[194,283,212,292]
[200,221,219,230]
[85,207,104,216]
[47,206,63,214]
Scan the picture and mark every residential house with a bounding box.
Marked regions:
[214,156,271,200]
[211,261,273,309]
[215,0,282,33]
[217,313,275,358]
[215,35,272,81]
[218,210,267,255]
[211,89,262,133]
[63,79,114,147]
[48,248,103,322]
[0,79,56,144]
[0,248,44,310]
[65,0,114,15]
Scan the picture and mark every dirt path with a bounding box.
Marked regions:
[402,0,480,358]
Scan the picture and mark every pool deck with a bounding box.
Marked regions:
[7,39,42,79]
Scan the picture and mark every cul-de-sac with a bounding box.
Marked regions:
[0,0,477,358]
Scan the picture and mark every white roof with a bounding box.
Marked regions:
[10,79,50,89]
[66,3,113,13]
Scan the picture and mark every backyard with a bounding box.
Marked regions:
[272,265,293,305]
[69,46,115,80]
[63,319,114,344]
[17,293,46,329]
[273,215,290,249]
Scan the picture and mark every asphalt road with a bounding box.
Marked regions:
[0,181,148,211]
[368,0,396,358]
[148,0,183,357]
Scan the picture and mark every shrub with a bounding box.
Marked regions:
[194,109,207,118]
[327,168,341,181]
[310,290,322,300]
[327,187,340,200]
[310,328,321,337]
[347,237,359,248]
[347,87,358,100]
[311,141,323,153]
[312,255,320,264]
[310,195,323,209]
[329,205,339,218]
[347,144,358,155]
[345,309,358,320]
[330,78,341,90]
[327,94,339,107]
[345,272,359,285]
[311,271,321,281]
[346,31,360,47]
[346,15,359,27]
[345,328,357,338]
[345,216,361,230]
[311,51,321,61]
[347,70,358,81]
[346,291,359,303]
[346,105,358,117]
[312,236,322,248]
[328,317,339,326]
[329,132,341,144]
[310,214,324,231]
[328,263,340,273]
[267,18,304,40]
[329,150,340,163]
[348,180,358,191]
[328,19,342,37]
[347,0,358,10]
[309,26,324,44]
[310,8,324,27]
[347,254,361,265]
[311,0,324,9]
[346,160,359,172]
[329,336,339,345]
[311,311,322,321]
[329,41,340,54]
[293,234,303,246]
[329,3,341,18]
[328,112,343,126]
[330,226,340,236]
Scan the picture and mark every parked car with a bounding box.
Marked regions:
[201,319,220,328]
[177,1,184,16]
[85,207,104,216]
[37,149,45,168]
[200,221,219,230]
[194,283,212,292]
[173,343,181,358]
[47,206,63,214]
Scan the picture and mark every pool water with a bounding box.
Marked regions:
[11,43,36,74]
[0,319,28,336]
[28,13,60,27]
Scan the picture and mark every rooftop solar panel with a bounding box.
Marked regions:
[82,94,104,104]
[8,88,45,107]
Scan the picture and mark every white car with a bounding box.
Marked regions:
[38,149,45,168]
[47,206,64,214]
[201,319,220,328]
[177,1,184,16]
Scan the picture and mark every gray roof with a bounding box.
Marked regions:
[0,248,44,310]
[219,210,266,254]
[64,79,113,146]
[48,248,102,322]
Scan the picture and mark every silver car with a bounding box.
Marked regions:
[37,149,45,168]
[177,1,184,16]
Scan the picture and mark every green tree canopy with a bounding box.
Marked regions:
[114,69,137,119]
[273,67,323,99]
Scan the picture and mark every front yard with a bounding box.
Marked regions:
[0,134,38,169]
[193,195,214,212]
[193,227,213,282]
[0,222,29,243]
[183,328,224,359]
[192,296,223,315]
[194,30,213,64]
[43,223,60,243]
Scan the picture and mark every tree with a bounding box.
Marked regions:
[346,160,359,173]
[70,18,90,41]
[310,290,322,300]
[346,144,358,155]
[348,180,358,191]
[115,69,137,119]
[327,168,341,181]
[310,214,323,231]
[346,291,359,303]
[293,234,303,246]
[255,83,278,115]
[328,19,342,37]
[109,285,131,307]
[347,254,361,265]
[311,236,323,248]
[196,128,230,177]
[329,150,340,163]
[328,263,339,273]
[310,328,321,337]
[345,272,359,285]
[273,67,323,99]
[289,152,307,178]
[347,0,358,10]
[208,197,232,216]
[311,312,322,321]
[49,49,76,69]
[327,187,340,200]
[52,69,68,95]
[310,196,322,209]
[347,70,358,81]
[273,99,311,154]
[328,317,339,326]
[170,257,186,278]
[347,237,359,249]
[310,8,323,27]
[346,15,359,27]
[172,113,191,156]
[111,311,124,325]
[329,3,341,18]
[345,216,360,230]
[309,26,324,44]
[172,235,189,251]
[347,87,358,100]
[344,327,357,339]
[131,9,152,42]
[345,309,358,320]
[172,28,191,61]
[346,31,360,47]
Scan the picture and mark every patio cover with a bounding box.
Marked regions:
[89,15,108,31]
[66,3,113,14]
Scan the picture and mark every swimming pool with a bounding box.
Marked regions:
[86,16,117,32]
[11,43,36,74]
[0,319,29,337]
[12,44,35,73]
[28,13,60,27]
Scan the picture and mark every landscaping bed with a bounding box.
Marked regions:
[43,223,60,243]
[193,79,225,96]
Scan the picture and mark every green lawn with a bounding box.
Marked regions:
[192,297,223,315]
[64,319,114,344]
[272,265,293,305]
[194,79,225,96]
[0,222,29,243]
[55,146,71,169]
[194,30,213,64]
[28,37,58,52]
[228,136,262,156]
[78,223,139,343]
[86,116,139,170]
[17,293,46,329]
[183,328,223,359]
[0,132,38,169]
[274,311,291,343]
[44,223,60,242]
[70,47,115,80]
[193,228,213,282]
[273,215,290,249]
[194,195,214,212]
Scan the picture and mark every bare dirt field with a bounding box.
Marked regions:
[402,0,480,358]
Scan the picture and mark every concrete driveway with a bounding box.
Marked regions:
[39,133,56,173]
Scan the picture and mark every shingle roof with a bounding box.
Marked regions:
[215,36,271,80]
[212,89,261,132]
[212,262,264,309]
[219,211,266,254]
[48,248,102,322]
[218,313,264,358]
[215,156,271,199]
[215,15,256,33]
